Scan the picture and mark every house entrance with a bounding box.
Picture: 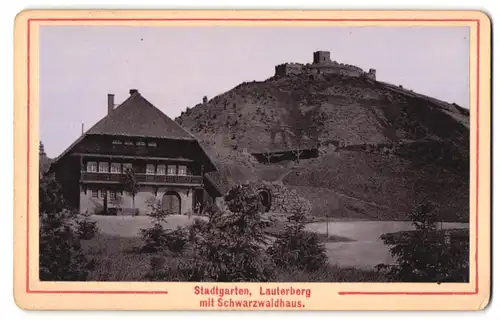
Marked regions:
[193,188,204,215]
[162,191,181,215]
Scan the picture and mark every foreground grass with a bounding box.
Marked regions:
[82,233,382,282]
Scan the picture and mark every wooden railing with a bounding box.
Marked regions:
[80,172,203,185]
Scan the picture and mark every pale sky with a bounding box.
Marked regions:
[40,26,470,158]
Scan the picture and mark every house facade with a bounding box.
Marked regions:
[50,89,221,216]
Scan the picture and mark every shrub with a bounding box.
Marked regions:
[39,172,65,213]
[141,223,169,253]
[140,199,190,254]
[140,199,170,253]
[164,227,189,254]
[92,202,104,215]
[76,213,99,240]
[39,210,95,281]
[267,202,327,271]
[376,202,469,282]
[187,218,209,243]
[173,184,277,282]
[39,172,94,281]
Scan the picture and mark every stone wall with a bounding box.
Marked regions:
[247,181,313,218]
[273,51,376,80]
[275,63,304,77]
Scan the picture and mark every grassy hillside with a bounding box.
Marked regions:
[283,149,468,222]
[177,73,469,222]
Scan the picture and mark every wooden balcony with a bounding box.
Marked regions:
[80,172,203,186]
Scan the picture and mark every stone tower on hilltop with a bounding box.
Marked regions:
[313,51,331,64]
[274,51,376,80]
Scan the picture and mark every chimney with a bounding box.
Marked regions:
[129,89,138,95]
[107,94,115,115]
[81,123,84,136]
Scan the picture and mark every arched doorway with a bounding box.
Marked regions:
[162,191,181,215]
[257,189,272,212]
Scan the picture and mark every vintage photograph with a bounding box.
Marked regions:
[38,25,470,284]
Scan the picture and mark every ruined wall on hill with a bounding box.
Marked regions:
[274,51,376,80]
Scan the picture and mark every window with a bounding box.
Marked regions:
[87,161,97,172]
[146,164,156,175]
[91,189,99,198]
[136,141,146,146]
[157,164,166,175]
[99,162,109,173]
[110,163,121,173]
[178,165,187,176]
[122,163,132,172]
[112,140,122,145]
[167,165,177,176]
[99,190,106,199]
[124,141,134,146]
[109,190,117,200]
[148,142,157,147]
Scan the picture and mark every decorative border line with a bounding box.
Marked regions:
[26,17,480,296]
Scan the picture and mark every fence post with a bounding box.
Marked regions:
[326,213,329,238]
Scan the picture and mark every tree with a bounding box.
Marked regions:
[102,189,109,215]
[291,128,306,164]
[267,201,327,272]
[39,210,94,281]
[140,198,170,253]
[39,141,51,177]
[177,184,276,282]
[292,147,303,164]
[39,141,46,156]
[262,151,273,164]
[120,167,139,209]
[376,202,469,282]
[141,198,188,254]
[39,172,95,281]
[39,172,65,214]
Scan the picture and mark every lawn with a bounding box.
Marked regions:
[89,214,207,237]
[81,233,384,282]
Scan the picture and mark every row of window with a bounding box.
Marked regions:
[86,162,188,176]
[112,140,157,147]
[91,189,119,200]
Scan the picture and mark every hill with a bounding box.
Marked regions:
[176,62,469,222]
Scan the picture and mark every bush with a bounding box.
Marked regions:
[141,199,189,255]
[39,173,65,213]
[140,199,170,253]
[39,210,95,281]
[76,214,99,240]
[164,227,189,254]
[267,203,327,271]
[39,171,95,281]
[141,223,169,253]
[376,202,469,282]
[158,184,277,282]
[187,218,209,243]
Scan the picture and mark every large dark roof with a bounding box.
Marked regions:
[86,91,195,140]
[51,91,213,168]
